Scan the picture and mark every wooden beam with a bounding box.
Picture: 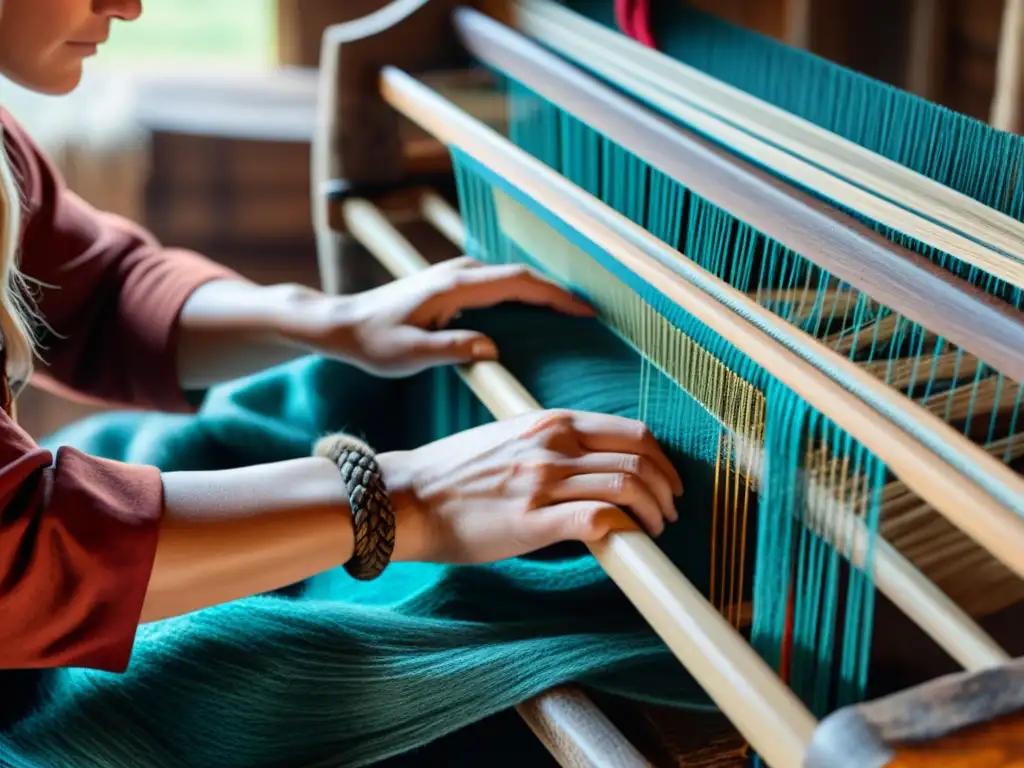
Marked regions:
[992,0,1024,132]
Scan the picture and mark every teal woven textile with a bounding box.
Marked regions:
[0,306,716,768]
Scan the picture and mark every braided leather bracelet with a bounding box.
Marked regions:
[313,433,396,580]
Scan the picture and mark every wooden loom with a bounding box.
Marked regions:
[310,1,1024,765]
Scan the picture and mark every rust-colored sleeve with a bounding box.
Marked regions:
[0,111,244,670]
[3,108,244,412]
[0,413,163,670]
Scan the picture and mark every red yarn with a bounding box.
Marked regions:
[614,0,656,48]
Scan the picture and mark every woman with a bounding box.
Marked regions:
[0,1,685,765]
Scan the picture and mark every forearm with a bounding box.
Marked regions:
[176,280,353,389]
[143,457,351,622]
[143,454,424,623]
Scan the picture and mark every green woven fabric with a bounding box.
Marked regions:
[0,306,720,768]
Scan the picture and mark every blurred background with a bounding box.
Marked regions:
[6,0,309,438]
[1,0,1015,438]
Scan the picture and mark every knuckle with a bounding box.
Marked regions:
[575,503,630,540]
[535,409,574,430]
[527,410,577,446]
[574,505,608,539]
[636,456,656,480]
[517,455,560,480]
[619,454,643,476]
[518,453,563,508]
[536,454,565,483]
[610,472,637,498]
[541,428,575,451]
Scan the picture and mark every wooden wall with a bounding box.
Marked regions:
[18,72,322,439]
[145,132,313,257]
[275,0,1019,125]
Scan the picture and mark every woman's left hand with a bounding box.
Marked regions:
[292,257,594,377]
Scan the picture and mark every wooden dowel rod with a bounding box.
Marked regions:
[421,190,1010,673]
[516,687,656,768]
[514,0,1024,279]
[343,197,648,768]
[992,0,1024,133]
[461,6,1024,383]
[420,189,466,245]
[341,195,817,768]
[379,64,1024,585]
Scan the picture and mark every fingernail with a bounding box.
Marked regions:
[473,339,498,358]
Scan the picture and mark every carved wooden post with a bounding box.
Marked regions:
[992,0,1024,133]
[310,0,466,293]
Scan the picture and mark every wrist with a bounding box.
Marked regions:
[377,450,434,563]
[270,284,363,360]
[311,451,429,565]
[182,279,304,335]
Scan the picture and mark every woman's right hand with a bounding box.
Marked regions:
[378,409,683,565]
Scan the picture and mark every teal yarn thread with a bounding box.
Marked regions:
[560,0,1024,225]
[452,148,885,724]
[543,2,1024,310]
[491,66,1023,512]
[1,307,723,768]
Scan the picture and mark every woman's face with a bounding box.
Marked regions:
[0,0,142,94]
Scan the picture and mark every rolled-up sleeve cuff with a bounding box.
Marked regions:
[4,448,166,672]
[121,248,244,414]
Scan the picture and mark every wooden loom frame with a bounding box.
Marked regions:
[513,0,1024,296]
[310,3,1024,766]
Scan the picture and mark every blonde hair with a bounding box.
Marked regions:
[0,124,38,386]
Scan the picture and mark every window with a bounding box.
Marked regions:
[2,0,304,161]
[99,0,278,71]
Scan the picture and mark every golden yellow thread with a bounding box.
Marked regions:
[711,429,722,610]
[487,169,1024,648]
